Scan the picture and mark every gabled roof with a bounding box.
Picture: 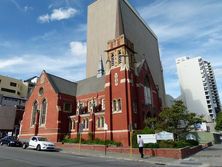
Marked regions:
[76,75,105,96]
[43,71,105,97]
[24,76,38,82]
[46,72,77,96]
[135,59,145,75]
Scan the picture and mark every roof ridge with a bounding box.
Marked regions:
[46,72,77,84]
[76,75,98,83]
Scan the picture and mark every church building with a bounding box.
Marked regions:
[19,35,162,146]
[19,0,165,147]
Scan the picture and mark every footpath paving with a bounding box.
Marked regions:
[57,144,222,167]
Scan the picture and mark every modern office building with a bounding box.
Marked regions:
[0,75,37,137]
[0,75,28,99]
[87,0,166,106]
[176,57,221,131]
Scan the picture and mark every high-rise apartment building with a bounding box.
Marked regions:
[176,57,221,130]
[87,0,166,106]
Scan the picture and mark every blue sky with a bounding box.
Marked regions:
[0,0,221,100]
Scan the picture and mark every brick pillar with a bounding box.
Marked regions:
[104,74,112,140]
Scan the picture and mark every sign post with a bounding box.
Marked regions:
[104,123,108,156]
[79,123,84,152]
[129,124,133,158]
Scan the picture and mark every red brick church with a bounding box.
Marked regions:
[19,35,162,146]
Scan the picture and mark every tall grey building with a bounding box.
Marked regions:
[86,0,166,106]
[176,57,221,131]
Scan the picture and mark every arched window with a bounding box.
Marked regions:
[101,117,104,127]
[86,118,89,129]
[31,101,38,126]
[118,50,122,64]
[111,53,114,66]
[144,77,152,105]
[40,99,47,125]
[83,119,86,129]
[117,99,121,111]
[88,101,92,112]
[97,117,100,128]
[113,100,117,111]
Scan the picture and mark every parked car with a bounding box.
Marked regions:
[0,136,22,147]
[22,136,55,151]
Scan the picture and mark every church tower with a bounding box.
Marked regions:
[104,34,136,146]
[105,34,136,74]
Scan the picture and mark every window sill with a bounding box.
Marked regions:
[96,127,105,130]
[112,110,122,114]
[39,124,46,128]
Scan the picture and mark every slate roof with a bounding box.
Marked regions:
[45,72,105,97]
[134,59,145,75]
[76,75,105,96]
[46,73,77,96]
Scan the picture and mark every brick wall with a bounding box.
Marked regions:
[56,143,210,159]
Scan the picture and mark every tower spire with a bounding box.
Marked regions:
[97,55,105,78]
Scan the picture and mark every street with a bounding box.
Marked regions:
[0,146,160,167]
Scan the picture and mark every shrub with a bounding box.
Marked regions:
[62,138,79,143]
[144,143,159,148]
[174,140,189,148]
[88,132,93,141]
[186,140,199,146]
[64,137,122,147]
[159,140,199,148]
[143,127,155,134]
[158,140,175,148]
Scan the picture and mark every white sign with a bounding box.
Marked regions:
[156,131,174,140]
[186,133,197,141]
[104,123,108,130]
[137,134,157,144]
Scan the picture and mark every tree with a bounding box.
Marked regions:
[215,112,222,131]
[144,100,203,140]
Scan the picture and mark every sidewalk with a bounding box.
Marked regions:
[58,146,177,166]
[57,144,222,167]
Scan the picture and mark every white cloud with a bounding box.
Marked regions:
[38,14,50,23]
[139,1,222,42]
[0,41,86,81]
[10,0,32,12]
[69,41,86,57]
[24,6,33,12]
[38,8,77,23]
[0,57,25,69]
[138,0,222,99]
[51,8,77,21]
